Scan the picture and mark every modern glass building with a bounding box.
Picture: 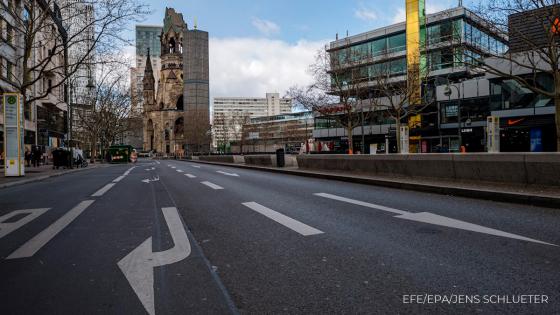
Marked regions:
[317,6,509,153]
[136,25,162,58]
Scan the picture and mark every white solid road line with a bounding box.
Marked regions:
[91,183,116,197]
[242,202,324,236]
[314,193,408,215]
[185,174,196,178]
[0,208,50,239]
[314,192,556,246]
[123,166,136,176]
[113,175,126,183]
[216,170,239,177]
[118,207,191,315]
[7,200,95,259]
[201,181,223,190]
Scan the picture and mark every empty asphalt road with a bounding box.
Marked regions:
[1,158,559,314]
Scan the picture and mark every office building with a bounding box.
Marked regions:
[212,93,292,150]
[317,6,508,153]
[240,111,314,153]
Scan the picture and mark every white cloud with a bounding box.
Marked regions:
[391,1,453,24]
[251,18,280,36]
[209,37,327,102]
[354,7,377,21]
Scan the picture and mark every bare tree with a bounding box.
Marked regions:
[212,111,229,153]
[231,111,250,152]
[185,109,211,155]
[368,57,434,153]
[75,56,133,159]
[471,0,560,150]
[0,0,146,113]
[288,48,375,154]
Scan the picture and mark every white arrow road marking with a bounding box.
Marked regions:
[216,171,239,177]
[7,200,95,259]
[190,165,201,168]
[314,193,407,215]
[185,174,196,178]
[314,193,556,246]
[395,212,556,246]
[0,208,50,239]
[141,176,160,184]
[201,181,223,190]
[113,176,126,183]
[176,169,184,173]
[118,207,191,315]
[242,202,323,236]
[92,183,116,197]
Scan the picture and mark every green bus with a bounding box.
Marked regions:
[108,145,134,163]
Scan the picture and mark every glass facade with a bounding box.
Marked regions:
[315,111,395,129]
[136,26,162,57]
[490,74,553,110]
[331,15,507,78]
[464,21,507,54]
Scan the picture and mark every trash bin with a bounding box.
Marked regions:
[53,148,72,169]
[276,148,285,167]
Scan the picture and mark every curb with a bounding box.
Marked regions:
[0,164,112,189]
[179,159,560,209]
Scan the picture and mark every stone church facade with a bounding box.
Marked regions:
[143,8,187,154]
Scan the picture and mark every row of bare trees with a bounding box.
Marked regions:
[288,47,431,154]
[74,55,134,158]
[1,0,147,156]
[1,0,147,109]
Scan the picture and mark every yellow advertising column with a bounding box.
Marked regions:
[405,0,426,153]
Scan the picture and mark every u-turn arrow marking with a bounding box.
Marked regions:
[118,207,191,315]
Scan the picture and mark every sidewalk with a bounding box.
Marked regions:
[0,163,110,189]
[183,159,560,209]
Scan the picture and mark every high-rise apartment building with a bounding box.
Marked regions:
[59,0,95,144]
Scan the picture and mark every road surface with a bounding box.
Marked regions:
[1,158,559,314]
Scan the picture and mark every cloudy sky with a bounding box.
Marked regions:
[126,0,473,99]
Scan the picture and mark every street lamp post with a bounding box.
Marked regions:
[444,83,462,152]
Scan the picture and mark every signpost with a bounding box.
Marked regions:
[3,94,25,176]
[486,116,500,153]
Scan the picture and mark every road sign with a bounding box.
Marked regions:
[3,94,25,176]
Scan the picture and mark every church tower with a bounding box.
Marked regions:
[142,49,155,109]
[143,8,187,154]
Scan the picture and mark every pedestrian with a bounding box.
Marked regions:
[32,147,40,167]
[25,149,31,167]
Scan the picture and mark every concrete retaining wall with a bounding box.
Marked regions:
[198,155,245,164]
[297,153,560,187]
[197,154,298,167]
